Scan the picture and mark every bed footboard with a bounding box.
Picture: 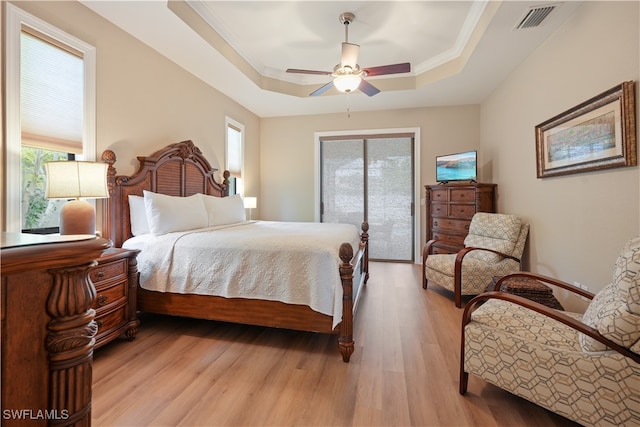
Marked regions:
[338,221,369,363]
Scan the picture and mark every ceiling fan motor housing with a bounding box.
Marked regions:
[339,12,355,26]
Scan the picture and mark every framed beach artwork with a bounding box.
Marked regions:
[535,81,636,178]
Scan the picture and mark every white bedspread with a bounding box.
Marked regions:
[123,221,361,328]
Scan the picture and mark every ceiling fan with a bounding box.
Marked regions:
[286,12,411,97]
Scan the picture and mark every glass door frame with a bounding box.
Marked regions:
[314,127,422,264]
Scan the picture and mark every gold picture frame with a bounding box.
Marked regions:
[535,81,636,178]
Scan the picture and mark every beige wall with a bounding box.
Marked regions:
[481,1,640,311]
[3,1,261,229]
[260,106,481,248]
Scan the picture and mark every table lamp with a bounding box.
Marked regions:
[244,196,257,220]
[45,160,109,235]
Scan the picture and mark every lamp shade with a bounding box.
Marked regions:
[333,74,361,93]
[45,161,109,199]
[243,196,257,209]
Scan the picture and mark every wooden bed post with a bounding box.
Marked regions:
[361,221,369,282]
[338,242,355,363]
[101,149,117,245]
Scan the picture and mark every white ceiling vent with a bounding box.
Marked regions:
[515,4,560,30]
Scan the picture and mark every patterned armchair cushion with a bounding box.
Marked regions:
[426,254,520,295]
[464,213,522,263]
[579,237,640,352]
[470,299,582,350]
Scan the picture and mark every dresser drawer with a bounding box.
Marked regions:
[432,217,470,233]
[449,188,475,202]
[430,242,460,255]
[432,231,466,247]
[430,188,449,202]
[90,258,126,285]
[431,202,448,217]
[93,280,127,312]
[448,203,476,219]
[95,306,126,337]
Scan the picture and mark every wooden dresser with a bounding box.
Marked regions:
[425,183,496,254]
[91,248,140,349]
[1,232,111,426]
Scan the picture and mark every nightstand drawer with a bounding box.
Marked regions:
[93,281,126,311]
[96,306,126,336]
[90,248,140,349]
[90,258,126,285]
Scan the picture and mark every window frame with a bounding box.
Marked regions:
[225,116,245,195]
[5,3,96,232]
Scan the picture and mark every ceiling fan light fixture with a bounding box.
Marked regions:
[333,73,361,93]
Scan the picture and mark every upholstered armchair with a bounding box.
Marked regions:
[460,237,640,426]
[423,212,529,308]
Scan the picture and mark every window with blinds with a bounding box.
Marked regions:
[20,29,85,232]
[5,3,95,233]
[225,117,244,195]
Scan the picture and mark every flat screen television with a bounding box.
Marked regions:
[436,150,477,183]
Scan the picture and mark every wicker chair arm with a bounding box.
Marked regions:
[461,291,640,364]
[492,272,595,300]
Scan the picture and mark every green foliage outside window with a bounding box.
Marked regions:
[21,146,68,229]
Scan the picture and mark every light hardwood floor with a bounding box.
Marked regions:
[92,262,580,426]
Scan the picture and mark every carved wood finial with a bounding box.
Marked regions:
[101,149,116,165]
[170,140,201,160]
[339,242,354,264]
[102,150,117,196]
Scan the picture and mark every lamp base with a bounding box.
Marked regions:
[60,199,96,235]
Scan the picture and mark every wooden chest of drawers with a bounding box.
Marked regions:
[90,247,140,348]
[425,183,496,255]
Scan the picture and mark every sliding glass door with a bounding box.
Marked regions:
[320,134,414,261]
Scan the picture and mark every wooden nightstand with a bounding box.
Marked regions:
[90,247,140,349]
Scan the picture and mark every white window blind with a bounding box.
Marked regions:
[226,121,243,178]
[20,29,83,154]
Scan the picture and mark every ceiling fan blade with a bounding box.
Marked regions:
[309,81,335,96]
[363,62,411,77]
[341,42,360,68]
[358,79,380,97]
[286,68,332,75]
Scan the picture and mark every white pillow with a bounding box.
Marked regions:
[201,193,246,226]
[143,190,208,235]
[128,195,150,236]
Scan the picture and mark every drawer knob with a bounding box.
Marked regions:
[96,271,105,279]
[97,295,109,307]
[96,320,103,328]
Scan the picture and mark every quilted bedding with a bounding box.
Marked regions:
[123,220,361,328]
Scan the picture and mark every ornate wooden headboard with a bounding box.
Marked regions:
[101,140,229,247]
